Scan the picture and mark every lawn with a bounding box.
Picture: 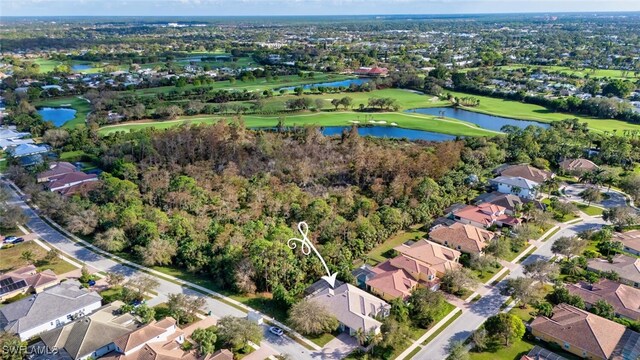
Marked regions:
[99,110,498,137]
[574,203,604,216]
[0,160,7,172]
[421,307,462,345]
[444,90,640,133]
[474,264,504,283]
[365,230,427,264]
[34,96,92,128]
[541,199,579,222]
[306,331,338,347]
[0,241,77,275]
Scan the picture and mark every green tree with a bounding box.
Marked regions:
[408,288,448,328]
[581,187,603,206]
[500,277,540,308]
[591,299,615,319]
[288,299,339,336]
[20,250,35,264]
[216,316,263,351]
[134,304,156,324]
[484,313,525,347]
[440,268,478,296]
[192,327,217,355]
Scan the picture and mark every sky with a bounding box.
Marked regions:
[2,0,640,17]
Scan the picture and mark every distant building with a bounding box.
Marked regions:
[531,304,640,360]
[567,279,640,321]
[497,164,554,183]
[587,255,640,288]
[0,280,103,340]
[353,66,388,77]
[490,176,540,200]
[559,158,599,175]
[6,143,50,158]
[452,203,522,228]
[473,192,544,216]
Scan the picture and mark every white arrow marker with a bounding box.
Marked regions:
[288,221,338,288]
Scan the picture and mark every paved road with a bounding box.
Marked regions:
[412,217,607,360]
[2,180,317,360]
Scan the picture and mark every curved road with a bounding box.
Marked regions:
[2,180,319,360]
[411,217,607,360]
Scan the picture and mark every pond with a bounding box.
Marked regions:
[407,107,550,132]
[71,64,92,72]
[38,107,77,127]
[278,78,370,91]
[320,126,457,141]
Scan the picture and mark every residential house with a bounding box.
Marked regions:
[37,161,78,182]
[106,317,185,360]
[559,158,599,175]
[451,203,522,228]
[0,127,33,150]
[498,164,554,184]
[0,280,103,340]
[428,223,495,254]
[45,171,99,194]
[307,283,389,336]
[353,66,389,77]
[612,230,640,256]
[393,239,462,278]
[530,304,640,360]
[366,267,418,301]
[566,279,640,321]
[587,255,640,288]
[490,176,540,200]
[6,143,50,158]
[473,192,544,216]
[0,265,59,302]
[208,350,234,360]
[39,301,139,360]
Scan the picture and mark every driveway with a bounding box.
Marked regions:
[411,217,607,360]
[562,184,628,209]
[311,333,359,359]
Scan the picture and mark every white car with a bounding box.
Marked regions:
[269,326,284,336]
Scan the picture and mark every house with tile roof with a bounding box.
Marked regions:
[567,279,640,321]
[559,158,599,175]
[45,171,99,194]
[307,283,389,336]
[519,345,567,360]
[587,255,640,288]
[452,203,522,228]
[473,192,545,216]
[490,176,540,200]
[498,164,554,184]
[366,266,418,301]
[39,301,139,360]
[37,161,78,182]
[0,265,59,301]
[429,223,495,254]
[530,303,640,360]
[0,280,103,340]
[393,239,461,277]
[613,230,640,256]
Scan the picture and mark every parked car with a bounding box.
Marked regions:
[3,237,23,244]
[269,326,284,336]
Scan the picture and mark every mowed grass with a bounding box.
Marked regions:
[444,90,640,133]
[0,241,78,275]
[98,111,499,137]
[366,230,427,264]
[574,203,605,216]
[134,73,353,96]
[464,64,640,80]
[35,96,91,128]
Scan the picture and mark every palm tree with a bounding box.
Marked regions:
[21,250,35,265]
[354,328,367,346]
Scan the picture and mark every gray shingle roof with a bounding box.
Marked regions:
[0,280,102,336]
[491,176,539,190]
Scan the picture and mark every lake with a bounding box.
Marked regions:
[407,107,550,132]
[278,78,370,91]
[38,108,77,127]
[71,64,92,71]
[320,126,457,141]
